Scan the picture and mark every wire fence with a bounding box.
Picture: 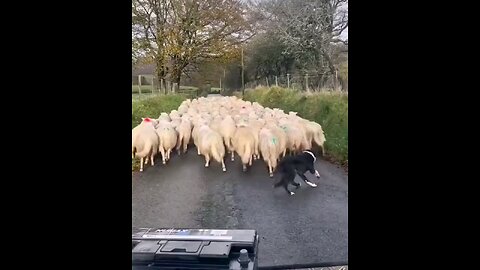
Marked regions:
[132,75,200,99]
[245,73,348,92]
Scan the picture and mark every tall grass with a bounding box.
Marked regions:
[244,87,348,166]
[132,94,186,128]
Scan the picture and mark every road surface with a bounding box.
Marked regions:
[132,149,348,267]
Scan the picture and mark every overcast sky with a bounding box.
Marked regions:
[341,27,348,39]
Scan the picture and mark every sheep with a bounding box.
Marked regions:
[278,118,305,155]
[192,118,210,155]
[175,117,192,155]
[209,116,223,134]
[132,118,160,172]
[170,118,182,129]
[133,96,327,175]
[219,115,237,161]
[301,120,327,155]
[180,99,191,107]
[169,110,181,121]
[219,106,229,116]
[197,125,227,172]
[178,104,189,115]
[286,114,311,152]
[258,127,280,177]
[232,124,255,172]
[158,112,171,122]
[265,122,288,159]
[155,121,178,164]
[248,118,265,160]
[187,107,198,117]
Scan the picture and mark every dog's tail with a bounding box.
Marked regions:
[276,158,288,173]
[273,159,295,188]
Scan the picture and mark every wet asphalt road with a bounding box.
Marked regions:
[132,149,348,267]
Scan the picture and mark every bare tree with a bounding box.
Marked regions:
[166,0,255,88]
[261,0,348,88]
[132,0,255,91]
[132,0,172,92]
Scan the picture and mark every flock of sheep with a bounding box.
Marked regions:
[132,96,326,176]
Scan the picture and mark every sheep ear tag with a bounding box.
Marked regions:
[143,118,151,122]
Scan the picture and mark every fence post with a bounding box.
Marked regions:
[138,75,142,95]
[266,77,269,87]
[151,76,155,94]
[275,76,278,87]
[158,79,162,95]
[287,74,290,88]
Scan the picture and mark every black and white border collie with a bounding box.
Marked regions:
[274,150,321,195]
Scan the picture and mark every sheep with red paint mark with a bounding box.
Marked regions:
[132,117,160,172]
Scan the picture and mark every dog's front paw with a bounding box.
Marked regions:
[314,170,320,178]
[289,191,295,196]
[305,181,317,188]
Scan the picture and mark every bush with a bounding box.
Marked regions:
[244,87,348,165]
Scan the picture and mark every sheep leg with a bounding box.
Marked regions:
[221,159,226,172]
[176,145,181,156]
[140,158,144,172]
[150,153,155,166]
[167,149,171,160]
[183,140,188,153]
[231,151,235,162]
[268,159,273,177]
[205,153,210,167]
[160,148,166,164]
[176,136,182,155]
